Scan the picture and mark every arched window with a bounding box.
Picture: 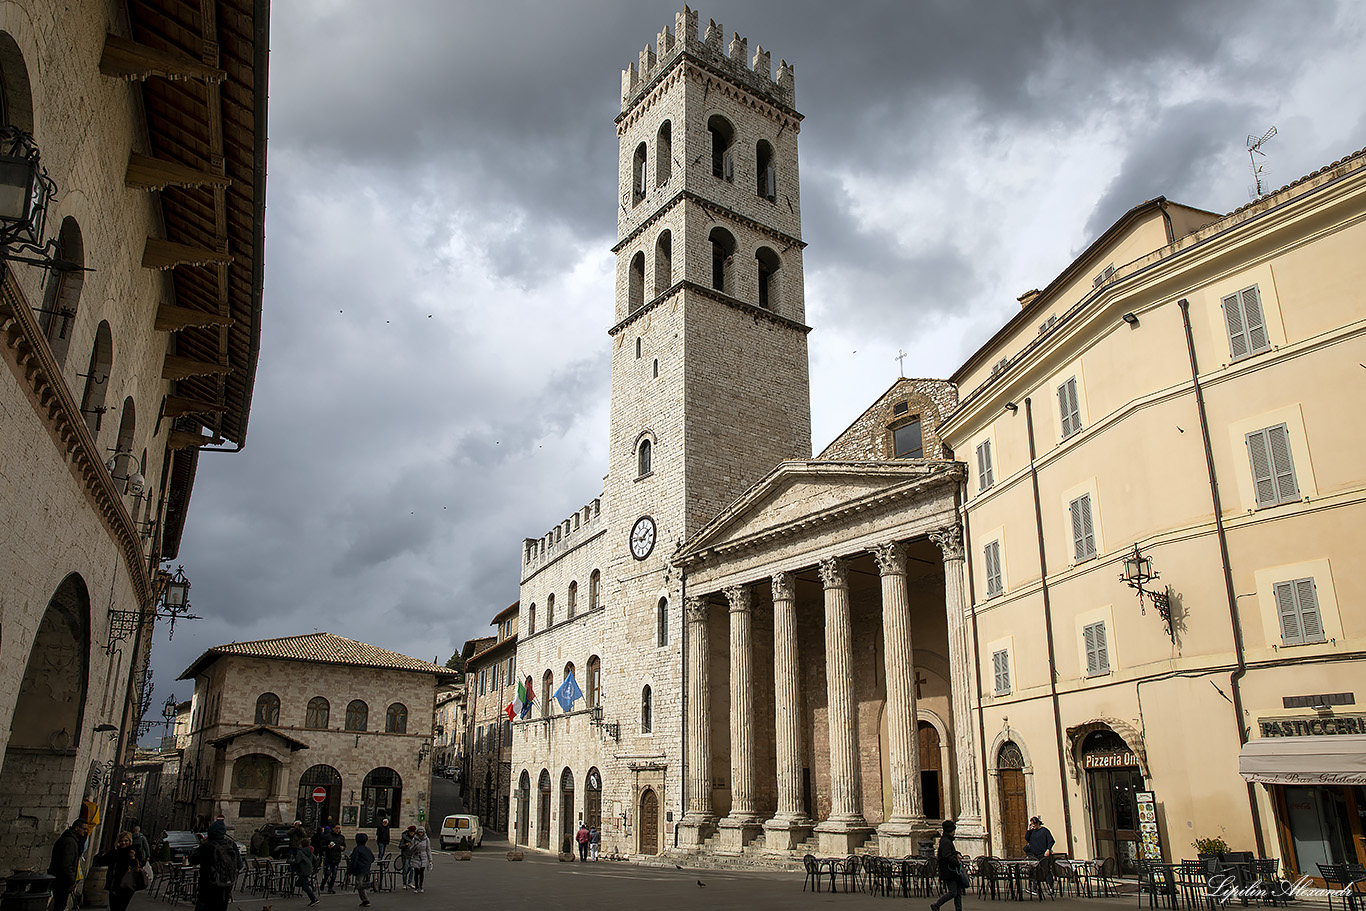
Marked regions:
[79,321,113,439]
[629,251,645,313]
[632,141,647,203]
[709,227,736,294]
[589,570,601,610]
[635,337,642,359]
[641,685,653,733]
[547,593,555,627]
[587,656,601,709]
[654,230,672,296]
[637,438,652,476]
[708,115,734,180]
[345,700,369,731]
[756,140,775,200]
[306,697,330,729]
[542,670,554,717]
[564,661,576,700]
[653,358,659,379]
[756,247,781,311]
[656,120,672,186]
[40,217,84,368]
[528,603,536,635]
[0,32,35,132]
[110,398,139,495]
[385,703,408,733]
[567,581,577,619]
[255,693,280,725]
[657,597,668,647]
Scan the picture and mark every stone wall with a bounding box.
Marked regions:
[820,377,959,461]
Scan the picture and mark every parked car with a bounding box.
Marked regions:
[438,814,481,849]
[162,830,201,862]
[253,823,294,858]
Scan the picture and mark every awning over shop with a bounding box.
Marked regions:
[1239,735,1366,785]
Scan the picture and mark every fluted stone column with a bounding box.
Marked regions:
[719,585,761,850]
[679,596,716,847]
[814,556,870,853]
[931,524,985,843]
[764,570,813,848]
[873,541,926,848]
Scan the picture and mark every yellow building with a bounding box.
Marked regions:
[941,149,1366,875]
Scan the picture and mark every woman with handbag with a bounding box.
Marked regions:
[930,819,967,911]
[96,831,145,911]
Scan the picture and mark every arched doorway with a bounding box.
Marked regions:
[1081,729,1144,875]
[560,768,575,848]
[585,767,602,830]
[516,771,530,845]
[919,721,942,819]
[536,770,551,849]
[296,765,342,829]
[997,741,1027,858]
[361,768,401,828]
[0,574,90,868]
[638,788,659,855]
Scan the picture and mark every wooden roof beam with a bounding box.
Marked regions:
[142,238,234,270]
[126,153,232,191]
[168,429,218,450]
[162,354,233,381]
[155,303,235,332]
[99,33,226,83]
[164,395,226,418]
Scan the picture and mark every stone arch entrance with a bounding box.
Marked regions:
[1,574,91,868]
[559,767,575,848]
[638,787,659,855]
[585,767,602,829]
[919,721,943,819]
[360,767,400,828]
[516,771,530,846]
[997,741,1028,858]
[297,764,342,829]
[536,769,551,849]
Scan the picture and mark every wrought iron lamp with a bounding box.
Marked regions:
[1120,544,1175,643]
[0,126,79,272]
[106,565,199,653]
[417,737,433,768]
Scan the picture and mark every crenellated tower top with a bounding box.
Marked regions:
[619,6,795,117]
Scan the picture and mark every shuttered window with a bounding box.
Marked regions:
[1246,424,1300,507]
[1275,578,1324,645]
[976,439,995,491]
[1221,285,1270,360]
[992,649,1011,695]
[1058,377,1082,438]
[1069,493,1097,562]
[984,540,1004,598]
[1083,621,1110,676]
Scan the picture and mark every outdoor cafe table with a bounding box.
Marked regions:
[998,859,1041,901]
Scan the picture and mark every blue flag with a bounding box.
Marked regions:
[555,672,583,712]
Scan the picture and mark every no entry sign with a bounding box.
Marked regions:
[312,786,327,803]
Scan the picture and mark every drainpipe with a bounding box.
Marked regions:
[678,565,687,850]
[1024,397,1076,852]
[1177,298,1266,855]
[960,484,995,847]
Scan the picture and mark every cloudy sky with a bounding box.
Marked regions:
[146,0,1366,722]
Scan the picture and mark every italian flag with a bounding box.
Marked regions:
[506,678,533,721]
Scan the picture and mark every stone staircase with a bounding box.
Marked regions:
[660,829,883,873]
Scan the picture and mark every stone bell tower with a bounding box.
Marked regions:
[599,6,813,849]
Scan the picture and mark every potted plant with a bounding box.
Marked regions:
[1193,836,1229,872]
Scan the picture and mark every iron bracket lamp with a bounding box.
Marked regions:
[417,737,433,768]
[0,126,87,273]
[105,565,199,654]
[1120,543,1175,643]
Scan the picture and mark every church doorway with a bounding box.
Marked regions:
[638,788,659,855]
[919,722,943,819]
[585,767,602,830]
[536,770,551,849]
[559,768,575,848]
[997,741,1027,858]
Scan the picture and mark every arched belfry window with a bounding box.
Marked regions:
[709,228,736,294]
[654,230,672,297]
[708,115,734,180]
[637,438,652,477]
[547,593,555,626]
[40,217,84,368]
[79,321,113,439]
[756,140,775,200]
[629,251,645,313]
[586,656,601,708]
[255,693,280,725]
[528,603,536,635]
[756,247,781,311]
[635,337,642,359]
[111,398,138,495]
[589,570,601,610]
[641,685,653,733]
[542,670,553,717]
[0,31,35,132]
[657,597,668,646]
[633,141,647,203]
[656,121,672,186]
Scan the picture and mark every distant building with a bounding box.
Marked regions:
[177,633,456,838]
[433,684,466,772]
[462,602,519,834]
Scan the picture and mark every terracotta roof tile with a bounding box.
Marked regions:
[179,632,454,679]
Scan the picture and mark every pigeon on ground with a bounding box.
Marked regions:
[697,880,706,888]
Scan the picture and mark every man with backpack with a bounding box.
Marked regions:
[189,820,242,911]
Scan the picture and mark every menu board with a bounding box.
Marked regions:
[1136,790,1163,861]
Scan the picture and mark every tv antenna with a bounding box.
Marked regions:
[1247,126,1277,199]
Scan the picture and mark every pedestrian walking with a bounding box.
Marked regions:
[129,826,152,864]
[399,825,417,888]
[291,845,320,906]
[322,826,346,893]
[189,820,243,911]
[95,831,144,911]
[929,819,967,911]
[289,820,309,859]
[348,833,375,908]
[1024,816,1056,895]
[375,819,390,862]
[576,824,590,862]
[407,828,432,893]
[589,826,600,861]
[48,818,91,911]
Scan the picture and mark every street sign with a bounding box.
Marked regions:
[312,786,327,803]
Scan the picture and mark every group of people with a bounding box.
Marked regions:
[929,814,1058,911]
[573,824,602,862]
[283,819,387,906]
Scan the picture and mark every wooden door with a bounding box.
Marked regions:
[639,788,659,855]
[537,788,550,849]
[1000,769,1027,857]
[919,722,942,819]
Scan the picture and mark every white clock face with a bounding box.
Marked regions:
[630,516,656,560]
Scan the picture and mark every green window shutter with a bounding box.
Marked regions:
[1275,581,1302,644]
[1295,578,1324,643]
[1240,286,1269,353]
[1222,291,1249,359]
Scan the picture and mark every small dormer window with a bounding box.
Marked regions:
[893,401,909,416]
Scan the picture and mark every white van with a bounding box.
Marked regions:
[439,814,482,849]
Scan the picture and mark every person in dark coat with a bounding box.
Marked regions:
[930,819,965,911]
[96,831,143,911]
[322,826,346,893]
[348,832,375,907]
[291,843,320,906]
[48,818,90,911]
[189,820,242,911]
[375,818,391,861]
[129,826,152,864]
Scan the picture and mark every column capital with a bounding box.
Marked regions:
[929,524,964,562]
[771,570,795,602]
[818,555,847,590]
[872,540,908,576]
[724,584,752,614]
[684,596,709,623]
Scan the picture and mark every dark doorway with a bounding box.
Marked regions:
[517,771,530,845]
[360,767,402,828]
[585,767,602,829]
[1083,730,1143,875]
[537,770,551,850]
[297,765,342,830]
[920,722,942,819]
[560,768,575,848]
[639,788,659,855]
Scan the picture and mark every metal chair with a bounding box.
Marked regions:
[803,854,821,893]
